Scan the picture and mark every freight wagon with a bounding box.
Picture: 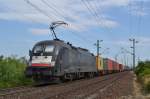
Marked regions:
[100,58,123,75]
[102,58,114,74]
[119,64,123,72]
[112,60,120,73]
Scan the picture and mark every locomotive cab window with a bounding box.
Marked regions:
[45,45,54,53]
[33,45,43,53]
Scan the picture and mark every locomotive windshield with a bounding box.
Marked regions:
[33,44,54,55]
[45,45,54,53]
[33,45,43,53]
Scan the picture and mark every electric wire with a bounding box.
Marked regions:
[136,0,144,64]
[24,0,100,50]
[40,0,65,20]
[129,0,133,37]
[40,0,94,44]
[81,0,114,42]
[41,0,102,43]
[90,0,115,38]
[24,0,55,22]
[41,0,71,19]
[81,0,102,27]
[137,0,144,36]
[85,0,103,26]
[82,0,117,57]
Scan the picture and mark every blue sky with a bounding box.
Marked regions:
[0,0,150,66]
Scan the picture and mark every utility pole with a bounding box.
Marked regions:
[129,38,138,70]
[94,40,103,56]
[94,40,103,70]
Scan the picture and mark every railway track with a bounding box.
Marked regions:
[0,86,31,95]
[0,71,129,99]
[0,78,93,98]
[44,72,128,99]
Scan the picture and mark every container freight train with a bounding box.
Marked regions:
[97,58,123,75]
[25,39,124,83]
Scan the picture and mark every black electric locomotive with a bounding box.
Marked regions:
[25,39,97,83]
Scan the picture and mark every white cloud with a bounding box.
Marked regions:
[29,28,49,35]
[99,19,119,28]
[0,0,148,32]
[0,12,50,23]
[0,0,125,31]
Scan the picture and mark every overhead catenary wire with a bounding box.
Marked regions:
[92,0,105,21]
[23,0,96,48]
[82,0,112,31]
[136,0,144,64]
[137,0,144,36]
[129,0,133,37]
[90,0,115,39]
[81,0,111,57]
[128,0,134,65]
[85,0,104,26]
[41,0,71,19]
[24,0,55,22]
[40,0,83,29]
[40,0,94,44]
[41,0,104,43]
[81,0,108,43]
[41,0,92,34]
[40,0,66,20]
[81,0,102,27]
[81,0,114,41]
[81,0,116,57]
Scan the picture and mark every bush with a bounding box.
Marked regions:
[0,56,33,88]
[145,82,150,93]
[135,61,150,94]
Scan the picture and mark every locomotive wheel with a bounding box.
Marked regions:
[89,72,94,78]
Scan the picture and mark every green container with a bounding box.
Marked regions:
[103,58,108,70]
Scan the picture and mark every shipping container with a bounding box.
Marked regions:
[119,64,123,71]
[107,59,113,70]
[112,60,116,70]
[102,58,123,73]
[116,62,119,71]
[103,58,108,70]
[100,57,103,70]
[114,61,119,71]
[96,56,103,71]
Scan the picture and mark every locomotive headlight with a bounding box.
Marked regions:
[51,61,55,67]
